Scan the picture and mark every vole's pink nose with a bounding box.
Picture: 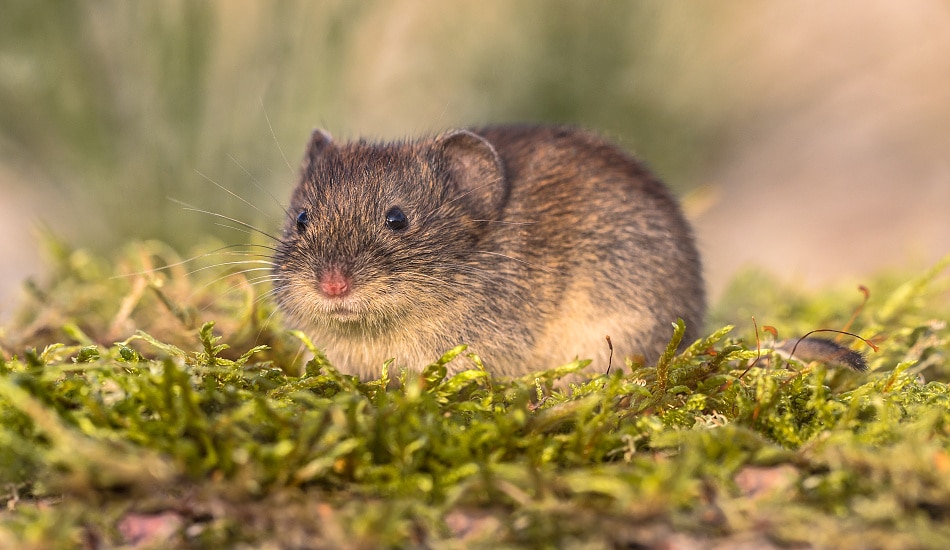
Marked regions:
[319,270,350,298]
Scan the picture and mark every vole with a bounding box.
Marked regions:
[272,125,866,378]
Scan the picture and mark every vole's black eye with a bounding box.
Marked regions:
[385,207,408,231]
[295,210,309,231]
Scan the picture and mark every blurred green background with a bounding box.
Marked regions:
[2,1,949,315]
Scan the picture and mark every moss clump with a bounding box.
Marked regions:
[1,242,949,548]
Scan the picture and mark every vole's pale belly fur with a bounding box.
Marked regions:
[273,125,705,378]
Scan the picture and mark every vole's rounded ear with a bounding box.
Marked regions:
[301,129,334,174]
[433,130,507,217]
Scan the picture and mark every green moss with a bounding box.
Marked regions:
[1,242,949,548]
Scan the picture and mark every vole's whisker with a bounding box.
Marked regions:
[425,265,535,309]
[169,197,280,243]
[403,272,460,289]
[262,97,295,176]
[213,223,274,239]
[115,244,275,278]
[471,219,537,226]
[253,287,283,309]
[441,177,504,208]
[419,177,506,226]
[402,272,533,308]
[194,169,270,218]
[473,250,561,275]
[185,260,276,277]
[426,263,496,283]
[226,153,291,219]
[256,281,283,297]
[191,267,277,294]
[219,243,278,253]
[238,277,281,299]
[194,271,281,314]
[245,272,280,283]
[255,302,284,344]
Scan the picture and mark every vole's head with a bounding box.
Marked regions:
[272,129,507,334]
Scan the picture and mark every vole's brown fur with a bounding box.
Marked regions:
[272,125,705,378]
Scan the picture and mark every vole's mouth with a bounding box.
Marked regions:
[316,293,363,320]
[317,294,404,332]
[325,306,364,323]
[319,293,390,323]
[294,277,404,328]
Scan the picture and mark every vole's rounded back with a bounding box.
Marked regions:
[272,125,705,377]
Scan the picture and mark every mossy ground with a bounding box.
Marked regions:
[1,240,949,549]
